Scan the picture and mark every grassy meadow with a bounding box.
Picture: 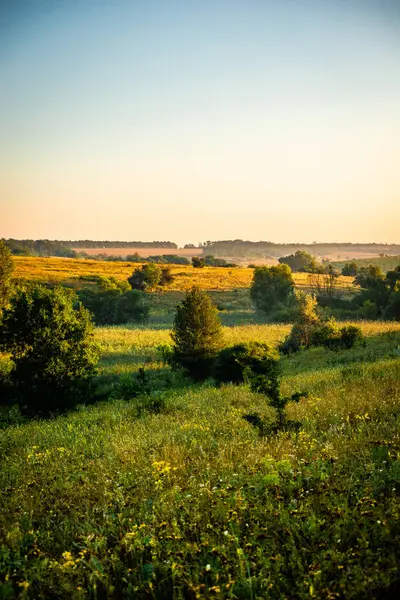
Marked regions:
[2,256,400,598]
[12,256,354,293]
[2,314,400,598]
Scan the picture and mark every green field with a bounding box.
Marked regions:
[1,316,400,599]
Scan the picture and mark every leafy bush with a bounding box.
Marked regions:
[250,264,294,314]
[278,250,324,273]
[341,261,359,276]
[192,256,205,268]
[128,263,161,291]
[312,320,365,351]
[159,266,174,286]
[214,342,278,386]
[0,285,99,413]
[78,286,148,325]
[279,292,321,353]
[171,287,223,379]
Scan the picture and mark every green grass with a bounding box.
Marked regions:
[1,321,400,598]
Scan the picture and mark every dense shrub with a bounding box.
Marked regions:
[341,261,359,276]
[214,342,278,386]
[250,264,294,314]
[192,256,205,268]
[159,266,174,286]
[278,250,324,273]
[128,263,162,291]
[0,286,99,413]
[280,293,321,353]
[78,287,148,325]
[171,287,223,379]
[77,277,148,325]
[312,320,365,351]
[384,290,400,321]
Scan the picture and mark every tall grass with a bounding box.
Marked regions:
[1,322,400,597]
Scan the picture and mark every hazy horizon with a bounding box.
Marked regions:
[1,0,399,244]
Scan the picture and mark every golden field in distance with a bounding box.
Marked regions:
[12,256,355,292]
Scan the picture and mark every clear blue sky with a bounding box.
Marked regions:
[1,0,399,244]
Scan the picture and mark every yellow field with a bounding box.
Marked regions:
[12,256,355,292]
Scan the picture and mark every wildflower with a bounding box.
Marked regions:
[18,581,30,590]
[205,564,211,571]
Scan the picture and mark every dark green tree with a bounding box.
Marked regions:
[0,240,14,314]
[171,287,222,379]
[192,256,205,268]
[341,261,359,276]
[278,250,323,273]
[214,342,278,386]
[0,285,99,413]
[250,264,294,314]
[128,263,161,291]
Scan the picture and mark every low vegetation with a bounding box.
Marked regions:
[2,248,400,598]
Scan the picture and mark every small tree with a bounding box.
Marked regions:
[192,256,205,268]
[171,287,222,379]
[0,285,99,413]
[214,342,278,386]
[342,261,359,277]
[250,264,294,314]
[0,240,14,314]
[280,292,321,353]
[128,263,161,291]
[278,250,323,273]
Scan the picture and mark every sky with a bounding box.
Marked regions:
[1,0,399,245]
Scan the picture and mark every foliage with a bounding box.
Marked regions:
[250,264,295,314]
[1,321,400,597]
[213,342,278,386]
[383,290,400,321]
[341,261,359,276]
[311,320,365,351]
[192,256,206,268]
[128,263,162,291]
[278,250,323,273]
[352,264,400,318]
[159,266,174,286]
[280,292,321,353]
[0,285,99,412]
[0,239,14,314]
[171,287,223,379]
[78,283,148,325]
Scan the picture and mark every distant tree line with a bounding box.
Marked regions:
[202,240,400,258]
[4,239,178,258]
[68,240,177,248]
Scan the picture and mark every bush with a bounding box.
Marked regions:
[128,263,161,291]
[250,264,294,314]
[279,292,321,353]
[159,266,174,286]
[171,287,223,379]
[311,319,342,350]
[214,342,278,386]
[341,261,359,276]
[78,287,148,325]
[312,320,365,351]
[192,256,205,268]
[278,250,323,273]
[339,325,365,349]
[0,285,99,413]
